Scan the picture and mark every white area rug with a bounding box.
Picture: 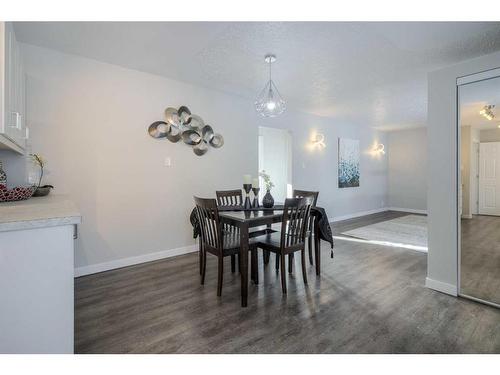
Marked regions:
[341,215,428,252]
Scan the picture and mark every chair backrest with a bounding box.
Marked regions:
[280,197,313,249]
[216,189,243,207]
[194,196,221,252]
[293,189,319,206]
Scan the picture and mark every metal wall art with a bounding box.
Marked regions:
[147,106,224,156]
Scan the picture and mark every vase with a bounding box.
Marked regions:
[262,189,274,208]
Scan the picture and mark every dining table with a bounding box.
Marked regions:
[190,205,334,307]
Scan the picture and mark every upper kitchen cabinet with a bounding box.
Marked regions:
[0,22,27,154]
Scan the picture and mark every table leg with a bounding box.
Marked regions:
[240,223,249,307]
[263,224,272,264]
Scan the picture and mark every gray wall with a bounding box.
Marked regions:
[266,110,388,221]
[0,150,27,187]
[427,50,500,296]
[387,127,427,212]
[17,43,389,273]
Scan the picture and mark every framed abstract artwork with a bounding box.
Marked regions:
[338,138,360,188]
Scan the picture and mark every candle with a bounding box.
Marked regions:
[243,174,252,184]
[252,178,259,188]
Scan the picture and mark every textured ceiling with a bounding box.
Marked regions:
[460,75,500,130]
[14,22,500,130]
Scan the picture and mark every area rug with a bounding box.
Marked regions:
[340,215,428,252]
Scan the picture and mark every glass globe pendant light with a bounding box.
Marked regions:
[255,54,286,117]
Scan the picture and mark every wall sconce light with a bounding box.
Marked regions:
[373,143,385,155]
[312,133,326,149]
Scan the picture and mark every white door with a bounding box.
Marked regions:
[479,142,500,215]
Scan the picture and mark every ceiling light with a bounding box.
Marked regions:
[255,54,285,117]
[480,105,495,121]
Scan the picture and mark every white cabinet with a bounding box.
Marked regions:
[0,22,26,154]
[0,196,81,353]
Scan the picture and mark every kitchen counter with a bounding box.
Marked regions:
[0,194,81,232]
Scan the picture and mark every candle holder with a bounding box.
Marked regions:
[252,187,260,208]
[243,183,252,209]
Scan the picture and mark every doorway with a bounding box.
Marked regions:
[258,126,292,203]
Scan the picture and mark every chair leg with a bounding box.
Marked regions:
[201,249,206,285]
[288,253,293,274]
[301,249,308,284]
[237,254,240,273]
[280,253,287,294]
[275,252,280,270]
[231,254,236,273]
[308,236,313,265]
[251,249,259,284]
[217,255,223,296]
[199,240,203,275]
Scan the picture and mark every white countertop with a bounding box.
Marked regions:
[0,195,81,232]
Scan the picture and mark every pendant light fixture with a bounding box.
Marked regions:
[255,54,286,117]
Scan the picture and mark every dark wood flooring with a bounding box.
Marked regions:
[461,215,500,305]
[75,211,500,353]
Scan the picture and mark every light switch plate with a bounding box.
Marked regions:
[164,157,172,167]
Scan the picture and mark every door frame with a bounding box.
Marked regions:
[457,68,500,309]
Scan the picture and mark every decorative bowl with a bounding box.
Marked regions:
[33,185,54,197]
[0,185,37,202]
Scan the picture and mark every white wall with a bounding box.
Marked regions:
[460,126,472,217]
[427,50,500,296]
[19,43,389,274]
[262,111,388,221]
[387,127,427,212]
[0,150,27,187]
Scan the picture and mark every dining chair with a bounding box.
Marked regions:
[194,196,259,296]
[254,197,313,294]
[216,189,275,271]
[293,189,319,267]
[216,189,244,207]
[216,189,243,272]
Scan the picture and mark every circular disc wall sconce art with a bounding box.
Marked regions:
[148,106,224,156]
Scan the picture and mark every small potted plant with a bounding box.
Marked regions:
[259,170,275,208]
[31,154,54,197]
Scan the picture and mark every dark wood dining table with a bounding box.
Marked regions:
[218,207,323,307]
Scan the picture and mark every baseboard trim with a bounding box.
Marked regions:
[74,244,198,277]
[387,207,427,215]
[330,207,388,223]
[425,277,457,296]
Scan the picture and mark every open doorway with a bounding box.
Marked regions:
[258,126,292,203]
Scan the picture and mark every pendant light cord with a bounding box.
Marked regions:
[269,59,272,83]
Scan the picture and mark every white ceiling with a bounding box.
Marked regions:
[14,22,500,131]
[460,75,500,130]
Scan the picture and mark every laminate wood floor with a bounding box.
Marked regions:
[75,211,500,353]
[461,215,500,305]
